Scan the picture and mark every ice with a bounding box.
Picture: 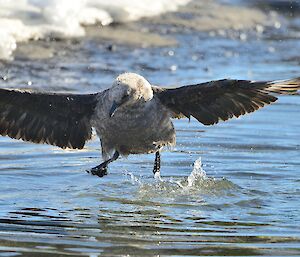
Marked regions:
[0,0,190,60]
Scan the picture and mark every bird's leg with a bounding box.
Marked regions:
[88,151,119,177]
[153,151,161,175]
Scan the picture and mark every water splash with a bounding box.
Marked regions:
[129,157,237,199]
[154,171,163,182]
[123,170,142,185]
[187,157,206,187]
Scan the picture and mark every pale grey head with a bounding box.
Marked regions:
[108,73,153,117]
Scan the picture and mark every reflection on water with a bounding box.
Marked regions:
[1,0,300,256]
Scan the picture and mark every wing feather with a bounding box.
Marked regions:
[153,78,300,125]
[0,88,98,149]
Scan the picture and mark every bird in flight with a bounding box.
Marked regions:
[0,73,299,177]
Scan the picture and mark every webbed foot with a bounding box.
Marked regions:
[86,151,119,178]
[88,164,108,177]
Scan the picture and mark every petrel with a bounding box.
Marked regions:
[0,73,299,177]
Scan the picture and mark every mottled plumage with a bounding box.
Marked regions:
[0,73,299,177]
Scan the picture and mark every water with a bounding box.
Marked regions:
[0,0,300,256]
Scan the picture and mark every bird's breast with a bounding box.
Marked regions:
[93,98,175,155]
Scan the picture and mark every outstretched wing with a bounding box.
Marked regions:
[153,78,300,125]
[0,89,99,149]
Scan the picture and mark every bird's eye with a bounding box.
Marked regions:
[122,94,129,100]
[122,90,130,99]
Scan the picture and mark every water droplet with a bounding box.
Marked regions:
[240,33,247,41]
[274,21,281,29]
[168,50,174,56]
[170,65,177,71]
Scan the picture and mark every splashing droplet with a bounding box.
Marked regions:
[154,171,163,182]
[187,157,206,187]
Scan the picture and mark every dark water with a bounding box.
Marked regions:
[0,1,300,256]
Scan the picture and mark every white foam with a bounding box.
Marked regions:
[0,0,190,60]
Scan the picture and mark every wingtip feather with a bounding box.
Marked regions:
[267,77,300,94]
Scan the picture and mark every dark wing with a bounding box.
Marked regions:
[153,78,300,125]
[0,88,99,149]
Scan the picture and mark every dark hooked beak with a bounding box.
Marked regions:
[109,95,129,117]
[109,101,119,117]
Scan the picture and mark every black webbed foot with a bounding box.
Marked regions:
[88,164,108,177]
[86,151,119,178]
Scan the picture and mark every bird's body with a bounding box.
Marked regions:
[0,72,299,177]
[92,87,175,159]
